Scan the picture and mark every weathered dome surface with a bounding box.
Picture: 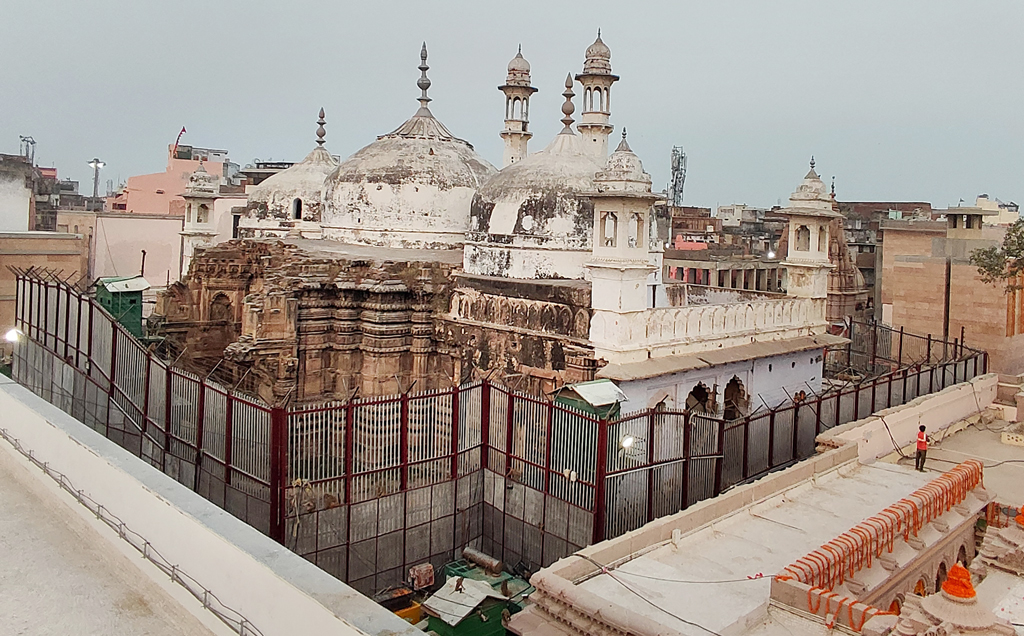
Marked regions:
[583,34,612,74]
[464,132,603,279]
[246,146,338,222]
[506,50,532,86]
[321,114,497,249]
[593,134,651,193]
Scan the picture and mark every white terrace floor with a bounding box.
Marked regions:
[0,435,225,636]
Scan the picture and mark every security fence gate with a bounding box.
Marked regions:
[10,271,988,596]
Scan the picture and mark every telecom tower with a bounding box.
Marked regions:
[669,146,687,207]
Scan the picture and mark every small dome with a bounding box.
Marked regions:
[247,145,338,222]
[583,32,612,75]
[594,132,651,193]
[185,162,218,197]
[508,49,530,73]
[785,159,839,216]
[504,47,533,88]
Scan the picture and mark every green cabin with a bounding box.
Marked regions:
[93,276,150,339]
[550,378,628,420]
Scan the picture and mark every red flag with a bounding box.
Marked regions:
[171,126,187,159]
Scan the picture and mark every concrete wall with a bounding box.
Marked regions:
[816,373,998,462]
[617,347,824,412]
[0,232,89,353]
[0,168,32,232]
[93,213,184,291]
[0,376,420,636]
[590,296,825,365]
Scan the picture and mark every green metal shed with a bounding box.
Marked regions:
[550,378,628,420]
[94,276,150,338]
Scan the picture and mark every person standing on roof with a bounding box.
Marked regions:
[915,425,929,471]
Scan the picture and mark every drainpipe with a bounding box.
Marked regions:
[140,250,147,277]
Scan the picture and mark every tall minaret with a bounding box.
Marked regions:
[575,30,619,160]
[499,46,538,167]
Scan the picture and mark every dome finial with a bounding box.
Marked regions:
[830,175,835,197]
[622,128,627,140]
[518,43,521,54]
[560,73,576,134]
[316,107,327,147]
[809,155,815,170]
[416,42,432,115]
[597,28,601,39]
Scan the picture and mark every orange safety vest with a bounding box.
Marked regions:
[917,431,927,450]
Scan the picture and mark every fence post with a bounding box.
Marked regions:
[870,322,878,372]
[163,368,172,472]
[480,380,491,472]
[960,326,965,358]
[815,394,823,436]
[713,419,726,496]
[897,326,904,367]
[400,389,409,491]
[106,321,118,437]
[646,411,656,523]
[982,351,988,375]
[592,418,609,544]
[926,334,933,366]
[142,355,151,436]
[224,394,234,487]
[853,382,860,421]
[870,375,878,413]
[62,285,71,359]
[542,397,553,496]
[451,385,461,481]
[269,406,288,544]
[741,416,750,481]
[193,377,206,493]
[767,409,776,469]
[682,411,692,509]
[846,321,854,370]
[791,404,800,461]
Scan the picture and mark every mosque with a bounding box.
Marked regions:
[156,34,845,411]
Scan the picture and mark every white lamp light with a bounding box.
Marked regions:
[620,435,635,450]
[5,328,21,343]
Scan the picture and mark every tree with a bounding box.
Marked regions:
[970,218,1024,291]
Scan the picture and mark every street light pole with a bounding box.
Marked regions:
[87,158,105,199]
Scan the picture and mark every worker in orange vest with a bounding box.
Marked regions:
[915,425,929,471]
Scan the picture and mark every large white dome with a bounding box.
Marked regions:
[321,45,496,250]
[464,131,603,279]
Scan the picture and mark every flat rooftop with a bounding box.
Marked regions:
[0,436,221,636]
[886,418,1024,507]
[575,462,933,636]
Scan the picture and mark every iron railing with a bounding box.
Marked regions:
[11,270,989,596]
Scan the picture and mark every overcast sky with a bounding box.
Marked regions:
[2,0,1021,209]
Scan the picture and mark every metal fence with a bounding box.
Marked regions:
[826,318,982,378]
[11,271,989,596]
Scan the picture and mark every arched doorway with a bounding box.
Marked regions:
[723,377,748,421]
[935,562,948,592]
[914,578,927,597]
[957,545,968,566]
[210,293,233,322]
[685,382,716,415]
[292,198,302,220]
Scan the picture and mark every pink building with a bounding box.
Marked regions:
[107,145,237,215]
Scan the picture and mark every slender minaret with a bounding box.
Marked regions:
[499,46,538,167]
[575,30,619,160]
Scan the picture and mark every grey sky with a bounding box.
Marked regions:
[3,0,1021,209]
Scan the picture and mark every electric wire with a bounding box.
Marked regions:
[574,554,726,636]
